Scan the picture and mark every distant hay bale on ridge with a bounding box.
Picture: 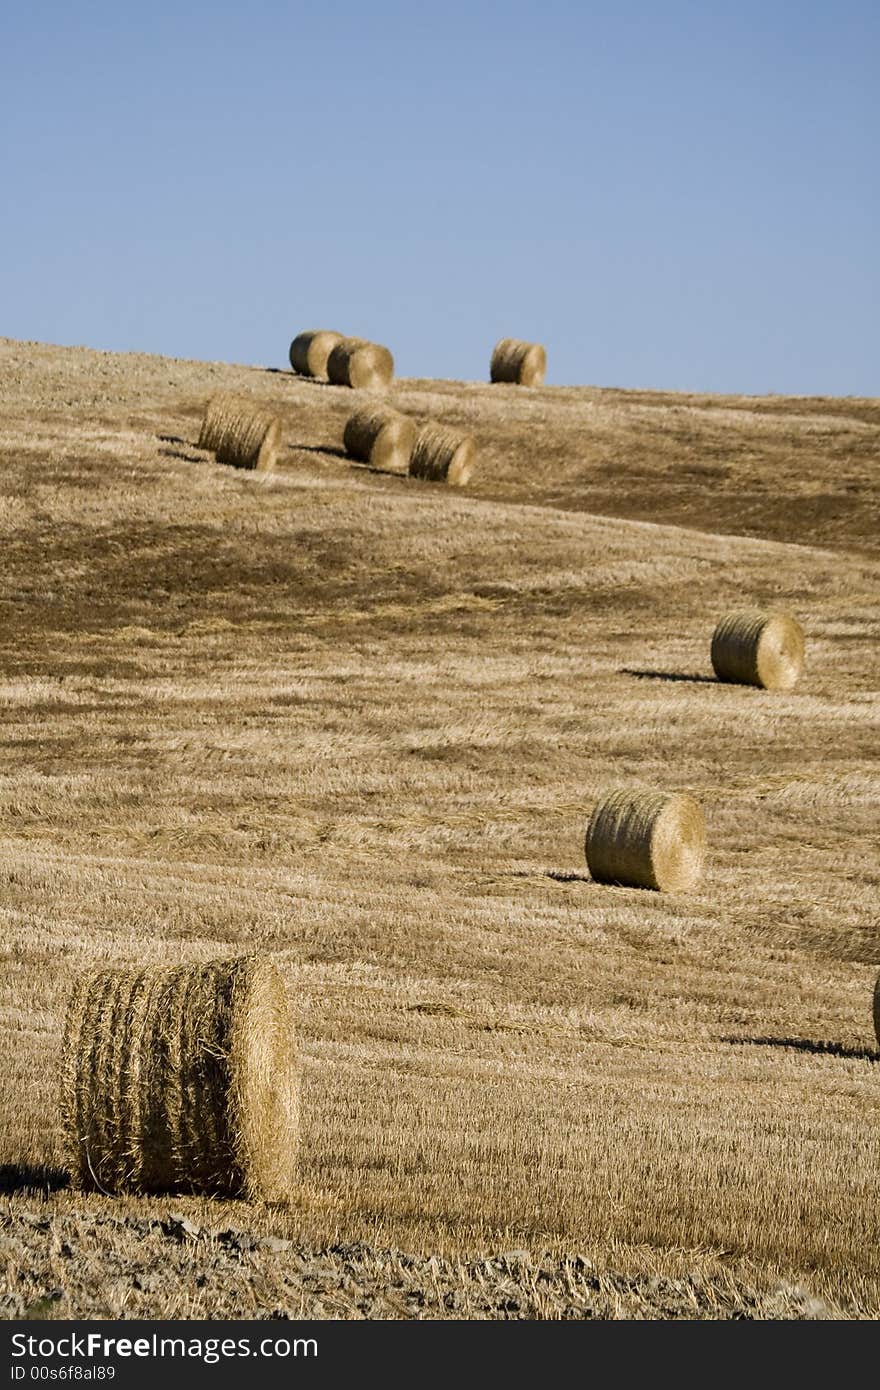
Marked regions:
[343,406,416,473]
[585,788,706,893]
[198,393,281,472]
[62,955,298,1200]
[409,423,477,487]
[711,610,805,691]
[327,337,394,390]
[289,330,344,379]
[490,337,546,387]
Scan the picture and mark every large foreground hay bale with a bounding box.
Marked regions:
[289,329,344,378]
[327,337,395,390]
[490,337,546,386]
[62,956,297,1200]
[873,974,880,1049]
[409,424,477,487]
[711,610,805,691]
[585,789,706,893]
[197,394,281,472]
[343,406,416,473]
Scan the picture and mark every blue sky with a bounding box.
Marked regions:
[1,1,877,393]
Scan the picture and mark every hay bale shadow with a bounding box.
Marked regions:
[159,447,209,464]
[506,870,592,884]
[0,1163,69,1194]
[296,444,349,460]
[296,445,409,478]
[724,1036,880,1063]
[620,668,717,685]
[156,433,209,464]
[262,370,337,388]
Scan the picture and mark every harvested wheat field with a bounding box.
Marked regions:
[0,336,879,1320]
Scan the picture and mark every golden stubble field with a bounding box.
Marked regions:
[0,336,878,1318]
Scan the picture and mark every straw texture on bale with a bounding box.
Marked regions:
[490,337,547,386]
[585,789,706,893]
[343,406,416,473]
[61,956,297,1200]
[409,424,477,487]
[710,609,805,691]
[289,329,344,379]
[873,973,880,1050]
[326,337,395,390]
[197,394,281,472]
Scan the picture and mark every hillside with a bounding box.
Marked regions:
[1,336,878,1319]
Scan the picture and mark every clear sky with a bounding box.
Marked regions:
[2,1,877,394]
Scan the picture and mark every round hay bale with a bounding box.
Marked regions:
[873,973,880,1049]
[585,788,706,893]
[61,955,297,1200]
[289,329,344,379]
[409,424,477,487]
[197,394,281,472]
[342,406,416,473]
[490,337,546,386]
[711,610,805,691]
[326,337,394,390]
